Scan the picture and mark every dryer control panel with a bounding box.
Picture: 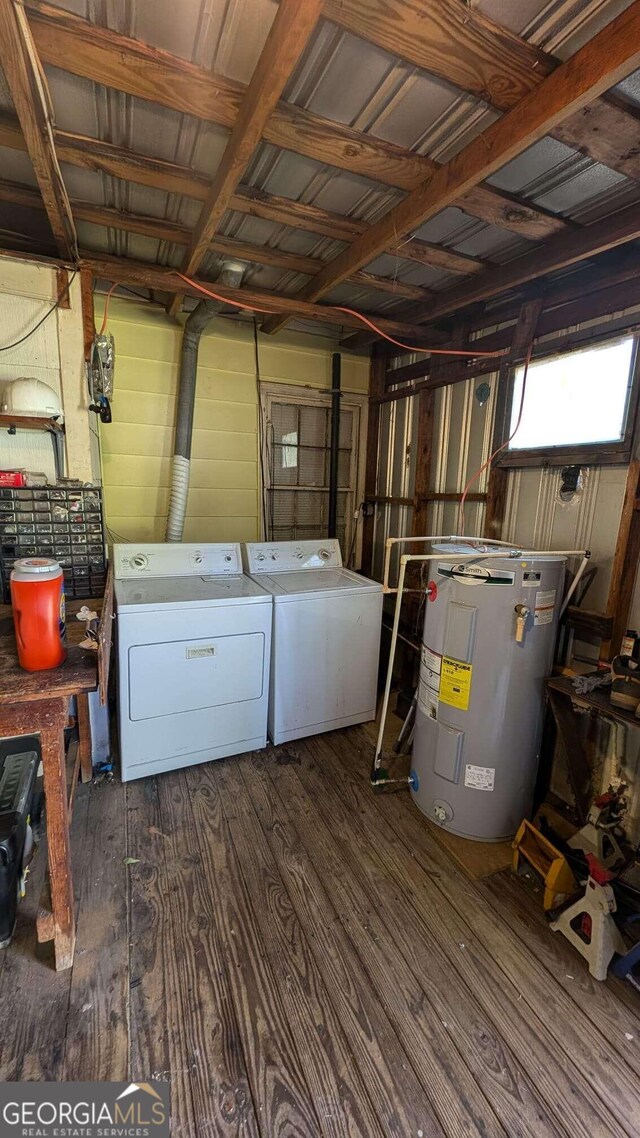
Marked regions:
[113,542,241,578]
[243,538,343,574]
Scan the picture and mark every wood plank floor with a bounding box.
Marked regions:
[1,724,640,1137]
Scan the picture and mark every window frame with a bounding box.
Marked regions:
[258,382,368,564]
[496,332,640,469]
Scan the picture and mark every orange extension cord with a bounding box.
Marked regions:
[175,272,506,359]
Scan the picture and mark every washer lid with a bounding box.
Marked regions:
[253,567,382,597]
[115,573,271,612]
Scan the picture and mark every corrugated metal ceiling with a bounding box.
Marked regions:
[0,0,639,331]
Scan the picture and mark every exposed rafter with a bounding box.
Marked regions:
[0,0,76,259]
[341,244,640,352]
[410,201,640,324]
[262,2,640,335]
[80,252,448,342]
[0,113,492,278]
[168,0,323,316]
[324,0,640,182]
[0,177,436,305]
[24,0,569,241]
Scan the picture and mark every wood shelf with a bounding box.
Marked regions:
[0,414,64,434]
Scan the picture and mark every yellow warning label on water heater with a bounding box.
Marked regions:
[439,656,473,711]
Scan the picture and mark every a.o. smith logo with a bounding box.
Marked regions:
[0,1081,170,1137]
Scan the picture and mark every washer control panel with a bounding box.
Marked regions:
[244,538,342,574]
[113,542,241,578]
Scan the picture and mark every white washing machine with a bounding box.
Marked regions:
[114,543,272,781]
[243,539,383,745]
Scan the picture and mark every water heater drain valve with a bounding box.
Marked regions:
[433,799,454,826]
[514,604,530,644]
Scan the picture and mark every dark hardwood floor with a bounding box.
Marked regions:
[1,724,640,1137]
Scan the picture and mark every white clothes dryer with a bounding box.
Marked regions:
[114,543,272,781]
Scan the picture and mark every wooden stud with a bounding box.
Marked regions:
[79,266,94,362]
[484,363,511,541]
[262,4,640,334]
[602,458,640,660]
[55,266,70,308]
[362,347,386,576]
[0,0,77,259]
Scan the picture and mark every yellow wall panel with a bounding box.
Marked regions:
[114,390,257,433]
[118,358,256,403]
[98,296,369,542]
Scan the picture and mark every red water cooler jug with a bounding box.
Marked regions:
[10,557,67,671]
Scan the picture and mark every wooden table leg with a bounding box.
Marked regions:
[35,696,76,971]
[76,691,93,783]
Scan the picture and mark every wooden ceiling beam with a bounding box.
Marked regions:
[0,177,434,304]
[324,0,640,183]
[170,0,323,315]
[383,271,640,393]
[24,0,568,242]
[0,112,489,277]
[409,200,640,324]
[0,0,76,259]
[342,244,640,353]
[262,2,640,335]
[324,0,554,109]
[79,252,446,341]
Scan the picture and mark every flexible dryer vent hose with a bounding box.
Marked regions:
[165,260,245,542]
[165,455,191,542]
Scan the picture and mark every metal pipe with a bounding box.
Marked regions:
[328,352,341,538]
[166,260,245,542]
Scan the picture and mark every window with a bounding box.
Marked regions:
[503,335,638,466]
[260,384,367,561]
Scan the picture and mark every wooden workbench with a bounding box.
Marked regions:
[0,578,112,970]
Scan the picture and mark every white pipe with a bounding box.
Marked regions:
[165,454,191,542]
[383,548,589,593]
[373,553,409,774]
[381,533,523,592]
[559,554,590,616]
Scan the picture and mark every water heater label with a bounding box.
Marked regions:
[186,645,217,658]
[418,676,439,721]
[522,571,541,587]
[464,764,495,792]
[534,588,557,626]
[421,644,442,677]
[439,656,473,711]
[437,563,515,586]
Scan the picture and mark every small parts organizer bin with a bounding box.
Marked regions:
[0,485,106,602]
